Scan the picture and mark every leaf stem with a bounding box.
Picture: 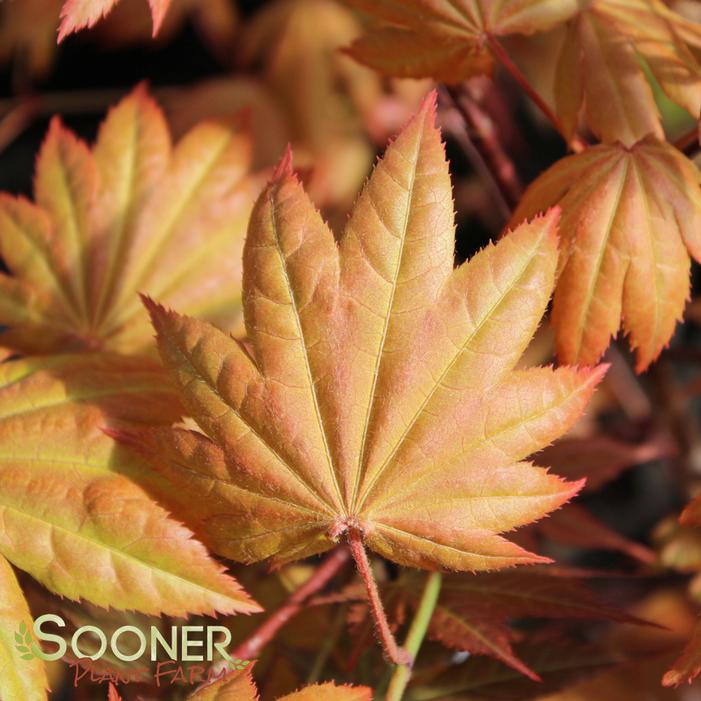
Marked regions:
[384,572,443,701]
[230,546,350,661]
[487,36,586,153]
[348,528,410,666]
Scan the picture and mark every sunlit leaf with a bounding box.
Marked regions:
[663,618,701,687]
[129,93,603,574]
[58,0,171,41]
[0,354,260,617]
[0,554,48,701]
[0,84,256,356]
[553,0,701,145]
[188,672,371,701]
[240,0,383,208]
[512,137,701,371]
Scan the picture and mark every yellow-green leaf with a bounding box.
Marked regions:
[188,671,258,701]
[0,554,48,701]
[0,354,260,617]
[279,684,372,701]
[0,85,256,356]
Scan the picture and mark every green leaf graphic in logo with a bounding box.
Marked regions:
[232,659,250,671]
[14,621,36,660]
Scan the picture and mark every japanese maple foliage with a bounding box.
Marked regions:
[0,354,259,701]
[188,672,371,701]
[121,93,606,667]
[512,137,701,370]
[6,0,701,697]
[346,0,579,82]
[0,84,257,357]
[58,0,171,41]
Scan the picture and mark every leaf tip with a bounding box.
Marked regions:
[570,477,587,500]
[273,144,295,180]
[140,293,161,317]
[419,88,439,122]
[140,294,172,335]
[662,670,684,688]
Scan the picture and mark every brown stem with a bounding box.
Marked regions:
[347,528,411,666]
[487,36,587,153]
[445,83,523,210]
[230,546,351,661]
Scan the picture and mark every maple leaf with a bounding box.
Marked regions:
[58,0,170,41]
[663,618,701,687]
[538,434,676,493]
[511,136,701,371]
[133,93,603,580]
[538,504,656,563]
[346,568,645,679]
[553,0,701,145]
[239,0,385,209]
[345,0,579,82]
[0,353,260,618]
[681,495,701,529]
[0,84,256,357]
[0,555,48,701]
[410,639,623,700]
[0,0,238,75]
[0,0,62,77]
[189,671,371,701]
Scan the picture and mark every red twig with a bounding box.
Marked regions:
[230,546,351,661]
[487,36,587,153]
[446,84,523,210]
[347,528,411,666]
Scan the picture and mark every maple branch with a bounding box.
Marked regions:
[229,546,351,661]
[486,36,586,153]
[348,528,411,666]
[444,83,523,211]
[385,571,443,701]
[439,93,511,221]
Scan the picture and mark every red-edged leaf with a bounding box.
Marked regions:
[58,0,171,41]
[538,435,675,492]
[512,137,701,371]
[132,94,604,574]
[663,618,701,687]
[539,504,656,564]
